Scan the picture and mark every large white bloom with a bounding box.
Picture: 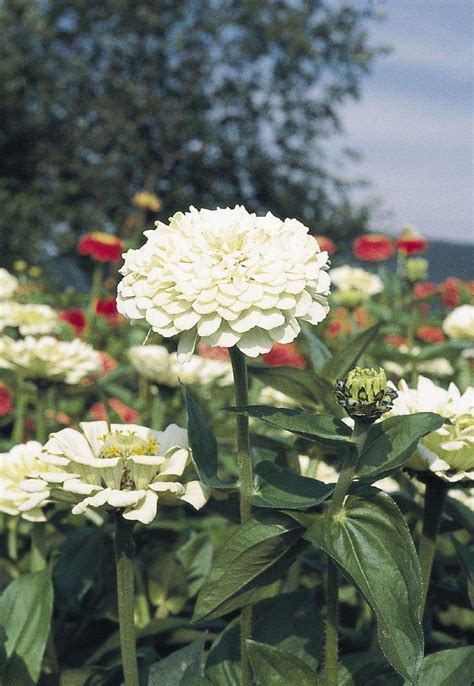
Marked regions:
[21,423,208,524]
[117,206,331,359]
[330,266,383,296]
[0,268,18,301]
[128,344,233,387]
[0,442,54,521]
[0,335,101,384]
[443,305,474,341]
[0,302,59,336]
[388,376,474,482]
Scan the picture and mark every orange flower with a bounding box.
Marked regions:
[396,227,428,255]
[132,191,162,212]
[98,351,119,375]
[95,298,122,325]
[262,342,306,369]
[60,309,87,336]
[353,306,372,329]
[90,398,140,423]
[416,326,445,344]
[440,277,462,308]
[197,341,230,361]
[78,232,124,263]
[413,283,437,300]
[0,383,13,416]
[353,234,394,261]
[326,308,352,339]
[315,235,336,255]
[384,335,409,347]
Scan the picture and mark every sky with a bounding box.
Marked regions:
[333,0,474,244]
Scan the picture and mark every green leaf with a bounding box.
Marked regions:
[301,326,331,371]
[227,405,353,448]
[193,513,304,621]
[148,634,208,685]
[176,533,214,597]
[294,491,424,682]
[406,646,474,686]
[0,570,54,685]
[451,538,474,607]
[247,364,342,415]
[251,460,334,510]
[53,526,106,607]
[206,590,323,684]
[247,641,321,685]
[356,413,445,481]
[185,389,235,490]
[321,323,383,383]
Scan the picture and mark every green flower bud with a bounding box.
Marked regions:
[334,367,398,422]
[405,257,428,283]
[332,289,366,309]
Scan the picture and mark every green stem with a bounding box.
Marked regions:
[418,477,448,617]
[89,263,103,314]
[35,387,49,444]
[12,383,28,444]
[325,420,368,685]
[325,558,339,686]
[229,347,253,686]
[114,514,139,686]
[30,522,47,573]
[7,518,19,561]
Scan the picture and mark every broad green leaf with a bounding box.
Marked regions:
[246,641,321,685]
[227,405,353,448]
[301,326,331,371]
[321,322,383,382]
[193,513,304,621]
[293,492,424,683]
[405,646,474,686]
[251,460,334,510]
[53,526,106,607]
[356,413,445,481]
[342,653,402,686]
[185,389,235,490]
[206,590,323,684]
[176,533,214,597]
[247,364,342,415]
[148,634,208,685]
[0,569,53,685]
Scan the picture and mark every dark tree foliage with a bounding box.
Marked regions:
[0,0,383,264]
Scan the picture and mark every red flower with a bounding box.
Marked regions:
[396,227,428,255]
[262,342,306,369]
[95,298,122,325]
[353,234,394,261]
[353,306,372,329]
[90,398,140,423]
[60,309,87,336]
[99,351,119,375]
[384,335,408,347]
[326,308,352,339]
[413,283,437,300]
[0,383,13,416]
[197,341,230,361]
[440,277,462,308]
[416,326,445,344]
[315,235,337,255]
[78,232,124,263]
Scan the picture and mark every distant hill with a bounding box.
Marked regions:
[423,240,473,282]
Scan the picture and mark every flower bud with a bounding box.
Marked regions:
[334,367,397,422]
[405,257,428,283]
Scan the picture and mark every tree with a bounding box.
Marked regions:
[0,0,383,266]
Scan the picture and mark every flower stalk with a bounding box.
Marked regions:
[114,514,140,686]
[229,346,253,686]
[418,476,448,617]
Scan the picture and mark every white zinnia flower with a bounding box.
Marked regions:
[21,423,208,524]
[0,442,54,521]
[330,266,383,296]
[0,268,19,301]
[0,302,59,336]
[128,345,233,387]
[0,335,101,384]
[117,206,331,359]
[388,376,474,482]
[443,305,474,341]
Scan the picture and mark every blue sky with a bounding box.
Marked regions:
[333,0,473,244]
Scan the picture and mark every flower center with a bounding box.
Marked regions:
[99,432,159,459]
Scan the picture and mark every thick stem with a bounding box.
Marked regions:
[35,387,49,444]
[325,558,339,686]
[418,477,448,617]
[229,347,253,686]
[30,522,48,573]
[324,419,367,685]
[114,514,139,686]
